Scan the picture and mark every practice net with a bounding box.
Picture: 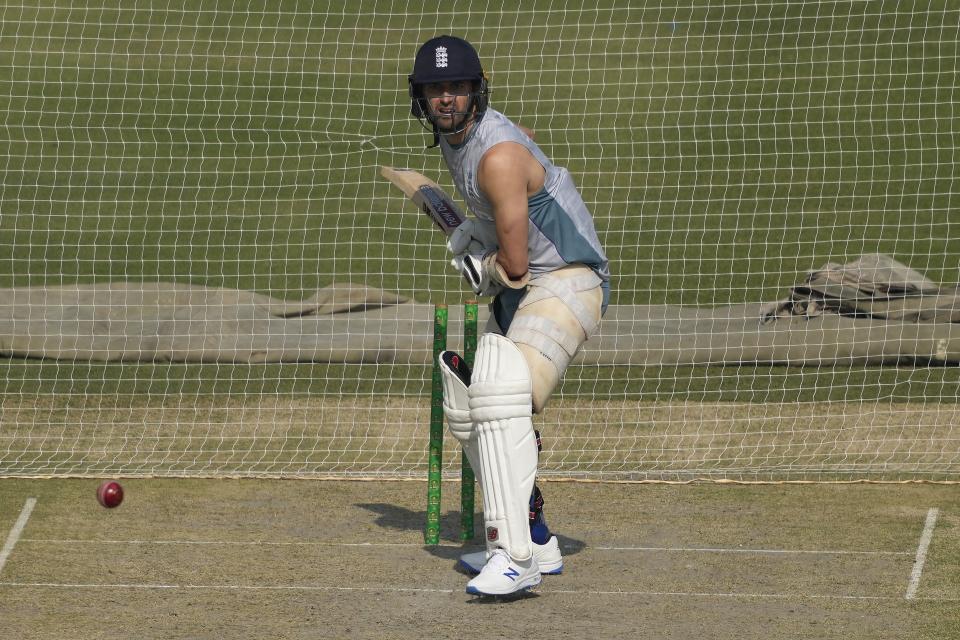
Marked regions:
[1,3,958,481]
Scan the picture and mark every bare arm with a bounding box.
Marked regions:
[477,142,545,281]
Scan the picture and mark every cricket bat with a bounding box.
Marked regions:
[380,166,465,235]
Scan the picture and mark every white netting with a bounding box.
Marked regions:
[1,3,958,480]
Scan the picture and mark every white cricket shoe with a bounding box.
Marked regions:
[459,535,563,575]
[465,549,541,596]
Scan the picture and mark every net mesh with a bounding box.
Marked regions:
[1,3,958,480]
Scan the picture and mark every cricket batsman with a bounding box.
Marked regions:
[408,35,610,596]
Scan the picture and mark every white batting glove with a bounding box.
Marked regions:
[446,218,499,257]
[451,251,531,297]
[451,251,502,297]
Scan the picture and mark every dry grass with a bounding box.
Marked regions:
[1,394,957,481]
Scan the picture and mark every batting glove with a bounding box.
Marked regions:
[446,218,499,257]
[451,250,529,297]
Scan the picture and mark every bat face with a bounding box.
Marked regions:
[380,166,465,236]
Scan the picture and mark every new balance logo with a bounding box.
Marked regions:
[502,566,520,581]
[435,46,448,68]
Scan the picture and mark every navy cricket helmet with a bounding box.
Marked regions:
[408,35,489,122]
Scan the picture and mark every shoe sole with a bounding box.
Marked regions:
[465,575,542,597]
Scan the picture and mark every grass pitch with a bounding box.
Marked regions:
[0,478,958,639]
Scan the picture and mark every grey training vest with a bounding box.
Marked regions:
[440,109,610,287]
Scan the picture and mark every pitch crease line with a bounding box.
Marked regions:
[905,507,939,600]
[0,581,455,594]
[0,498,37,575]
[593,545,909,556]
[21,539,463,548]
[20,539,907,557]
[3,581,958,603]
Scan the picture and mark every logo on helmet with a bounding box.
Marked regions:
[435,46,448,68]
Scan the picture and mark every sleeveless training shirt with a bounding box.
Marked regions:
[439,108,610,292]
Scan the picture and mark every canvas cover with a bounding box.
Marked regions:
[1,255,958,365]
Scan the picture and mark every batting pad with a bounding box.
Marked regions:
[439,351,481,482]
[469,333,538,561]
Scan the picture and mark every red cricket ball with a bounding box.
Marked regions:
[96,480,124,508]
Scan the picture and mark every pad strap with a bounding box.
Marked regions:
[507,270,603,373]
[519,271,602,338]
[506,316,580,372]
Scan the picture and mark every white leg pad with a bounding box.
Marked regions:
[469,333,538,561]
[438,352,481,481]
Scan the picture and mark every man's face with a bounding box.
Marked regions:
[423,80,474,131]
